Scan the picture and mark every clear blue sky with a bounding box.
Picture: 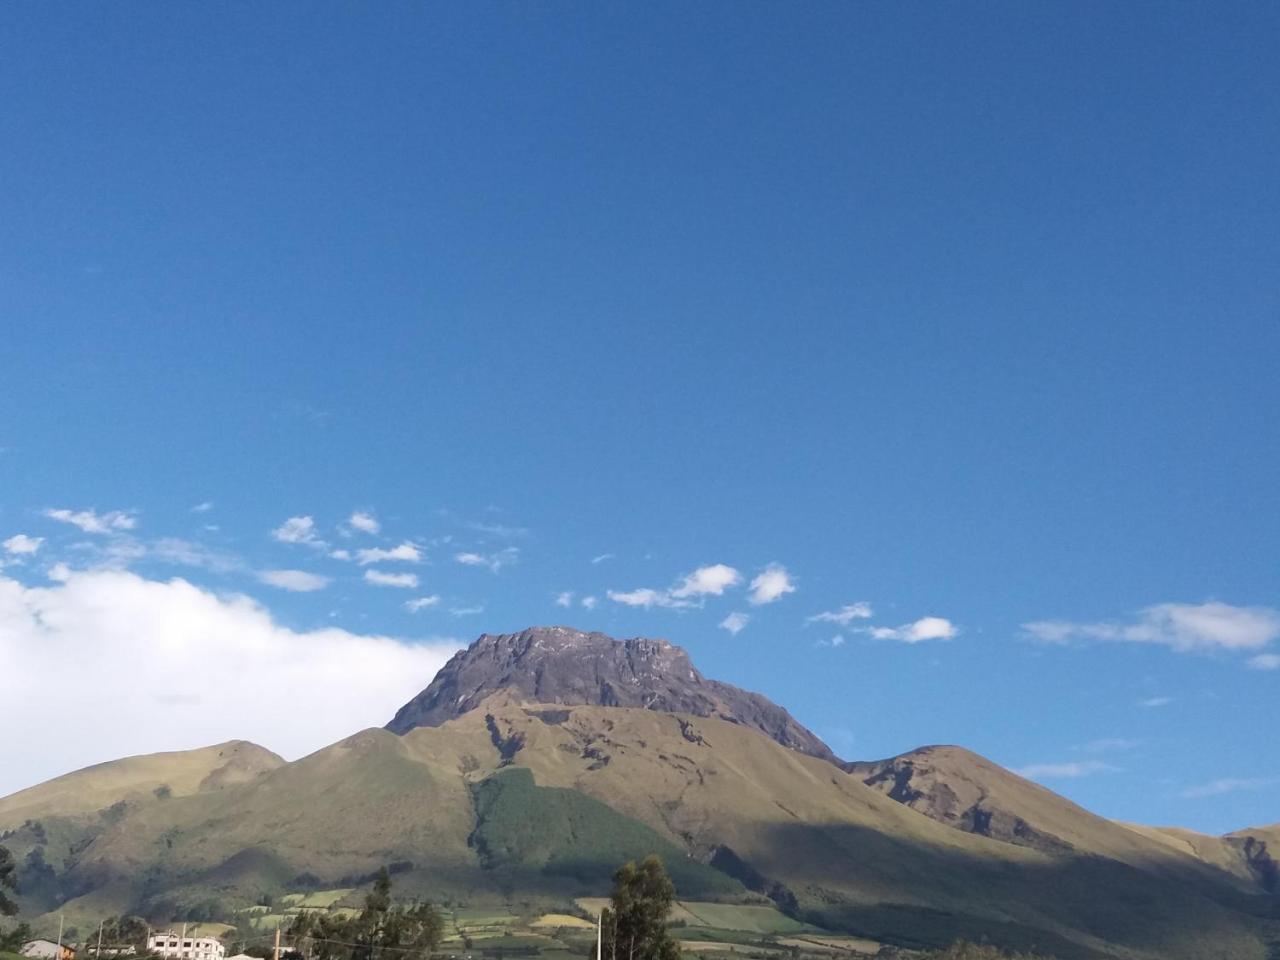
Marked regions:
[1,3,1278,833]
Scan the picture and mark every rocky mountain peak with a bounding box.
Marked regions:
[385,625,840,764]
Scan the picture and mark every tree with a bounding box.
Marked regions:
[599,855,680,960]
[0,845,16,917]
[286,867,442,960]
[0,844,31,954]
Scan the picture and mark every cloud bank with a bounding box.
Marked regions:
[0,570,461,796]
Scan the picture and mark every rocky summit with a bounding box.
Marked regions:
[385,625,841,763]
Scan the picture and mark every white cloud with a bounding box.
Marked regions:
[608,562,743,610]
[581,595,598,610]
[329,549,352,561]
[817,634,846,648]
[555,591,574,608]
[870,616,958,643]
[591,553,615,565]
[191,502,214,514]
[1023,602,1280,654]
[454,548,518,572]
[45,508,136,534]
[450,605,484,617]
[348,511,380,535]
[748,564,795,605]
[1015,761,1117,780]
[1181,776,1280,799]
[719,612,749,635]
[1248,654,1280,671]
[0,569,461,796]
[607,587,673,609]
[258,569,331,592]
[671,564,742,599]
[271,515,325,547]
[364,569,419,589]
[405,595,441,612]
[1138,696,1173,708]
[807,603,873,626]
[3,534,43,556]
[356,542,423,565]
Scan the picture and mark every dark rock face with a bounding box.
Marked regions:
[386,626,841,764]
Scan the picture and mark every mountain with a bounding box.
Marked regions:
[3,628,1278,960]
[386,626,841,764]
[848,745,1272,892]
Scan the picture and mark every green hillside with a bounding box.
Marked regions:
[3,699,1278,960]
[469,767,740,898]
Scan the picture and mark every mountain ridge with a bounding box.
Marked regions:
[386,626,842,764]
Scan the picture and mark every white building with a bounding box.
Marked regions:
[146,933,225,960]
[21,941,75,960]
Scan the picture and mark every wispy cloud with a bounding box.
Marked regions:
[807,603,873,626]
[817,634,846,648]
[364,569,419,589]
[1015,760,1117,780]
[581,595,598,610]
[1247,654,1280,671]
[1181,776,1280,799]
[258,569,331,592]
[454,547,519,573]
[348,511,380,535]
[870,616,958,643]
[191,501,214,514]
[356,542,423,565]
[1024,602,1280,654]
[1138,696,1173,708]
[271,515,326,548]
[591,553,615,565]
[609,563,744,610]
[405,595,441,612]
[608,587,675,609]
[2,534,43,556]
[748,564,795,605]
[555,591,574,608]
[450,604,485,617]
[45,508,136,534]
[719,612,749,635]
[151,538,243,573]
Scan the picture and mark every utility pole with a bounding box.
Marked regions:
[273,926,281,960]
[595,912,601,960]
[55,913,65,960]
[96,920,105,960]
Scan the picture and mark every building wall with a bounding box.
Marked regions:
[146,935,226,960]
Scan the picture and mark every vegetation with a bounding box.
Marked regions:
[598,856,679,960]
[470,768,739,898]
[0,844,31,954]
[0,846,16,917]
[287,867,442,960]
[922,943,1055,960]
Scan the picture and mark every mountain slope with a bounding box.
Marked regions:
[849,746,1275,895]
[4,629,1278,960]
[0,740,283,825]
[386,626,840,763]
[12,695,1275,960]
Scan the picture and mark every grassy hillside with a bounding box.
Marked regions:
[3,698,1278,960]
[0,741,283,826]
[470,766,740,897]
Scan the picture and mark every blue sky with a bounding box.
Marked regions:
[1,3,1278,833]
